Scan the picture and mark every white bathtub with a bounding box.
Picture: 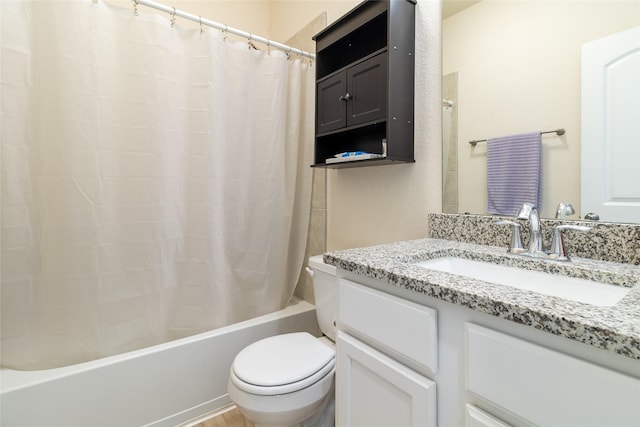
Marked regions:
[0,298,318,427]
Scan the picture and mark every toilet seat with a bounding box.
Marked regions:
[231,332,335,396]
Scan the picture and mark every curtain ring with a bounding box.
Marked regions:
[170,7,176,27]
[286,47,292,60]
[133,0,139,16]
[247,34,258,50]
[266,40,271,55]
[223,25,229,41]
[199,16,203,33]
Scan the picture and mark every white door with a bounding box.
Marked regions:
[581,26,640,223]
[336,331,436,427]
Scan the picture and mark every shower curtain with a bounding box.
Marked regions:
[1,0,314,370]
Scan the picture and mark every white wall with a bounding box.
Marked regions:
[443,0,640,219]
[324,1,442,251]
[109,0,358,46]
[108,0,271,37]
[269,0,360,43]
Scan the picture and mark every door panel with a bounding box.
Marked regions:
[317,73,347,134]
[347,54,388,127]
[581,26,640,222]
[336,331,436,427]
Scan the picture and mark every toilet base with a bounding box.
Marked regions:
[247,390,334,427]
[302,391,335,427]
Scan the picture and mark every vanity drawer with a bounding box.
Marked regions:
[465,323,640,426]
[338,278,438,374]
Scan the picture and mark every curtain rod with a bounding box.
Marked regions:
[468,128,565,147]
[134,0,315,60]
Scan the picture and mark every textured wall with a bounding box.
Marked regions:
[326,0,443,251]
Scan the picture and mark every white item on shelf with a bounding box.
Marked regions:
[325,153,384,164]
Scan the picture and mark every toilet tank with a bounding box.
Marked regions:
[307,255,337,341]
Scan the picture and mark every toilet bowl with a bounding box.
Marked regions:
[227,256,337,427]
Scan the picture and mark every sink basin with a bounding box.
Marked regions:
[415,257,630,306]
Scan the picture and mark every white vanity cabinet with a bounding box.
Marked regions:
[336,279,437,427]
[466,323,640,427]
[336,274,640,427]
[337,332,436,426]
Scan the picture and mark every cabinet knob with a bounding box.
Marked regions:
[339,93,352,102]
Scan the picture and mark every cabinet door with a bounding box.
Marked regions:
[347,53,388,127]
[336,331,436,427]
[466,323,640,426]
[317,73,347,134]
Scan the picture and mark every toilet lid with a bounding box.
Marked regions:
[232,332,335,388]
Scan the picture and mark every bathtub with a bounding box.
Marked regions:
[0,298,318,427]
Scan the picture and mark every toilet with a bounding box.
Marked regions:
[227,255,338,427]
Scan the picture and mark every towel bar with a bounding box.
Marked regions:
[469,128,565,147]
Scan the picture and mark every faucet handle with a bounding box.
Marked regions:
[550,225,591,261]
[494,220,525,253]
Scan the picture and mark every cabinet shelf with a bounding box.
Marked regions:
[312,157,415,169]
[312,0,415,169]
[315,10,388,80]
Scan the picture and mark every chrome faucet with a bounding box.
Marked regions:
[555,202,575,219]
[496,202,591,261]
[516,203,544,255]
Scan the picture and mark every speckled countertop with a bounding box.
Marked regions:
[324,238,640,360]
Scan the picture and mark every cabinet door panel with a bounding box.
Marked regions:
[466,323,640,426]
[339,278,438,375]
[337,331,436,427]
[347,53,388,126]
[317,73,347,134]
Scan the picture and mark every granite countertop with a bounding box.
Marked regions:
[324,238,640,360]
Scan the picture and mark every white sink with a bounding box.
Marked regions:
[415,257,630,306]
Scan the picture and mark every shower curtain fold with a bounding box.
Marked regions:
[1,0,314,370]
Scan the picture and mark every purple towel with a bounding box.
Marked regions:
[486,131,542,215]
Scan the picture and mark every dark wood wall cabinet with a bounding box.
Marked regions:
[312,0,416,168]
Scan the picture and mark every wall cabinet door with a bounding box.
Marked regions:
[316,54,387,135]
[346,53,387,127]
[317,73,347,134]
[336,331,436,427]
